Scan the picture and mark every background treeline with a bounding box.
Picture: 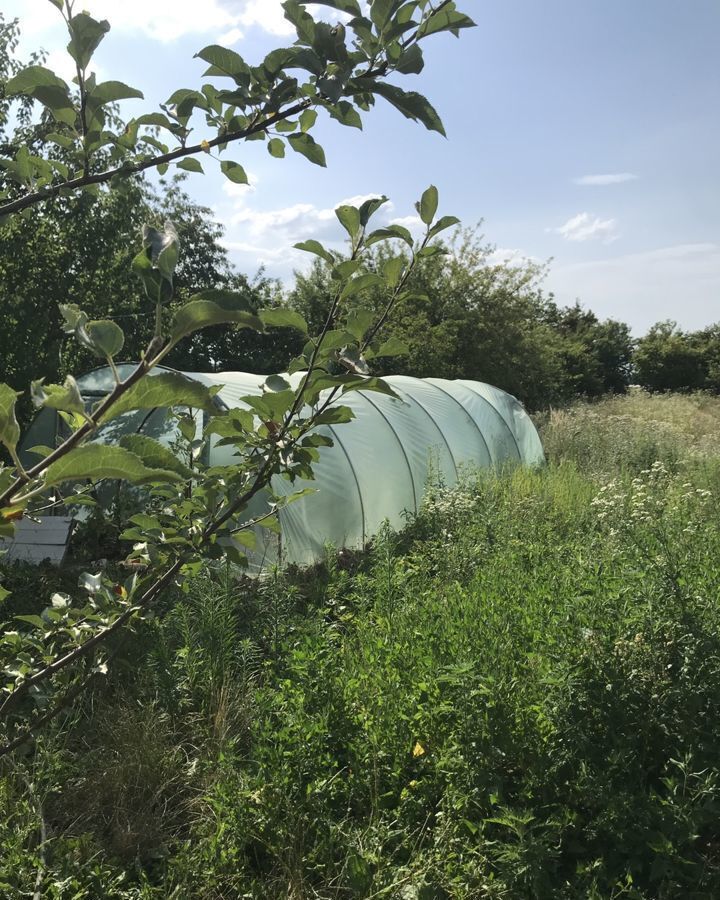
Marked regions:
[0,171,715,417]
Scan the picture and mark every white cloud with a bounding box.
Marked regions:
[389,214,423,232]
[487,246,535,266]
[551,212,619,243]
[546,243,720,333]
[219,192,394,274]
[573,173,638,186]
[5,0,343,44]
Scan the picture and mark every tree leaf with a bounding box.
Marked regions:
[176,157,204,173]
[99,373,219,423]
[171,293,263,343]
[370,0,394,32]
[325,100,363,129]
[264,375,292,392]
[395,44,424,74]
[45,445,182,486]
[299,108,317,132]
[220,160,249,184]
[267,138,286,158]
[31,376,85,416]
[418,184,438,225]
[369,82,446,136]
[340,272,384,300]
[418,8,476,38]
[194,45,249,79]
[88,81,143,105]
[365,224,414,248]
[0,384,21,451]
[343,376,398,398]
[85,320,125,359]
[288,132,327,167]
[335,205,361,241]
[282,0,317,44]
[382,255,406,288]
[294,240,335,263]
[376,336,409,357]
[4,66,76,126]
[119,434,194,479]
[345,308,375,341]
[428,215,460,238]
[67,13,110,70]
[314,405,355,425]
[259,308,309,334]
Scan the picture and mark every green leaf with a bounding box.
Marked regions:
[119,434,194,479]
[259,308,309,334]
[67,13,110,70]
[282,1,317,44]
[358,196,388,226]
[428,214,460,238]
[141,221,180,283]
[369,82,446,136]
[0,384,21,452]
[220,160,249,184]
[294,240,335,263]
[376,336,409,357]
[31,376,85,416]
[45,445,182,486]
[325,100,363,129]
[343,376,398,398]
[418,8,476,38]
[365,224,414,248]
[299,108,317,132]
[340,272,384,300]
[418,184,439,225]
[370,0,394,32]
[171,292,263,343]
[314,405,355,425]
[345,308,375,341]
[234,530,257,550]
[99,372,218,423]
[382,255,405,288]
[395,44,424,74]
[335,205,362,242]
[85,320,124,359]
[176,157,204,173]
[0,585,10,604]
[4,66,76,126]
[264,375,292,392]
[88,81,143,105]
[194,45,249,79]
[288,132,327,167]
[267,138,286,159]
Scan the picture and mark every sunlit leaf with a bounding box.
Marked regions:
[45,445,183,486]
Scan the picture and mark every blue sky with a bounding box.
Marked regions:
[6,0,719,333]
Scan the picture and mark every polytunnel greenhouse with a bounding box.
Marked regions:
[19,365,544,569]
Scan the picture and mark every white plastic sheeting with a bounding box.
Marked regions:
[67,366,544,568]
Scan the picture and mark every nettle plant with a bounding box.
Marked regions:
[0,0,473,756]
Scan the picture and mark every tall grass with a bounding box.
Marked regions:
[3,391,720,898]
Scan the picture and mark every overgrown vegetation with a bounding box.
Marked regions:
[3,391,720,898]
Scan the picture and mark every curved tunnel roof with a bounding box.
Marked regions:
[68,366,545,568]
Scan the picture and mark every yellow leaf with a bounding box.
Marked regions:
[412,741,426,758]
